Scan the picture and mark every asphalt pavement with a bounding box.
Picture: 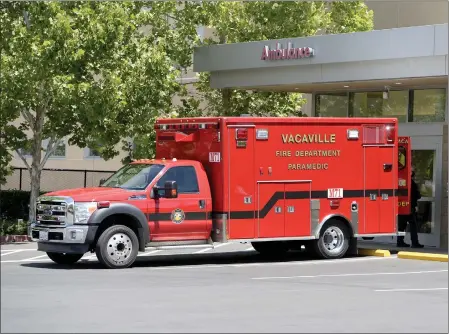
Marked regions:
[1,242,448,333]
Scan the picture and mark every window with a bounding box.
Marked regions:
[87,148,101,157]
[51,142,66,157]
[18,147,32,157]
[156,166,199,195]
[315,93,348,117]
[101,164,164,190]
[196,26,205,42]
[353,90,408,122]
[412,88,446,122]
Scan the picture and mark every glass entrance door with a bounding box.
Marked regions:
[364,136,443,247]
[403,138,442,247]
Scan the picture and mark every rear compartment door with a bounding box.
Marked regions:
[227,125,256,239]
[363,126,396,234]
[398,136,412,215]
[364,146,380,233]
[284,182,312,237]
[257,182,285,238]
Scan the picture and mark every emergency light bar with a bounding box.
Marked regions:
[154,123,219,131]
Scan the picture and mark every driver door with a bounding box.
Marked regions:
[149,165,208,241]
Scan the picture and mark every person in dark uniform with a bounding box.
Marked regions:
[397,171,424,248]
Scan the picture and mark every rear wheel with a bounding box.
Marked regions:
[47,252,83,265]
[313,220,350,259]
[95,225,139,269]
[251,241,289,257]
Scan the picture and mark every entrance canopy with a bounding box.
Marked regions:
[193,24,447,93]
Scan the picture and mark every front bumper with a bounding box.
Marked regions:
[31,224,98,254]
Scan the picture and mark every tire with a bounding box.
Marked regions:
[251,241,289,257]
[47,252,83,265]
[313,220,350,259]
[95,225,139,269]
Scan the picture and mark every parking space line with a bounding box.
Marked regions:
[82,254,97,261]
[1,249,35,256]
[139,250,162,256]
[375,288,448,292]
[252,269,448,280]
[1,255,51,263]
[143,253,397,271]
[25,255,49,261]
[194,243,228,254]
[1,250,26,257]
[1,249,36,252]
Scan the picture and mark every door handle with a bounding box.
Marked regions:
[199,200,205,209]
[383,163,392,171]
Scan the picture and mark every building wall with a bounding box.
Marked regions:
[366,1,448,29]
[4,2,448,191]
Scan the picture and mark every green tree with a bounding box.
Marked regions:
[0,1,199,224]
[177,1,374,117]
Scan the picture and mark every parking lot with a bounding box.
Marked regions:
[1,242,448,333]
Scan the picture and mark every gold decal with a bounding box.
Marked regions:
[295,150,341,157]
[287,163,329,170]
[398,201,410,207]
[275,150,292,157]
[282,133,336,144]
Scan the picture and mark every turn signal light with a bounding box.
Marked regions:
[385,125,395,144]
[97,201,110,209]
[235,128,248,140]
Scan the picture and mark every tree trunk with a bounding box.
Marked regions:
[27,107,45,234]
[28,167,41,232]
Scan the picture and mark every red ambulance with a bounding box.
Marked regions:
[31,117,411,269]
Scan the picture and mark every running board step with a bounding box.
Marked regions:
[145,239,215,250]
[146,244,214,251]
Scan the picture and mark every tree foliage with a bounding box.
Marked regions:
[174,1,374,119]
[0,1,375,224]
[0,1,198,221]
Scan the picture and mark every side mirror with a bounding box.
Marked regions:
[163,181,178,199]
[99,178,106,186]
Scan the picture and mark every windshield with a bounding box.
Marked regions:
[101,164,164,190]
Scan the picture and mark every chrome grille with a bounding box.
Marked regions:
[36,200,68,226]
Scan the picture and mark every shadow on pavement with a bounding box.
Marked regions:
[19,250,365,271]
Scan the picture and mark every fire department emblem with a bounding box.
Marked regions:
[171,209,185,224]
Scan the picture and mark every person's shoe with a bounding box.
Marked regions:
[397,241,410,247]
[411,243,424,248]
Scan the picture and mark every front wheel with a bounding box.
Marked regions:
[313,220,350,259]
[47,252,83,265]
[95,225,139,269]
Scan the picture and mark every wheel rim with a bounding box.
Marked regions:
[321,226,345,255]
[106,233,133,263]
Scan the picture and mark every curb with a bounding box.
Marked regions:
[358,248,391,257]
[0,235,32,244]
[397,251,448,262]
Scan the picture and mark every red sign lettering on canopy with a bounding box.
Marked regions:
[261,42,315,61]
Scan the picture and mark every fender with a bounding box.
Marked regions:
[87,203,150,252]
[313,213,355,239]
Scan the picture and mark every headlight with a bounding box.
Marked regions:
[74,202,97,224]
